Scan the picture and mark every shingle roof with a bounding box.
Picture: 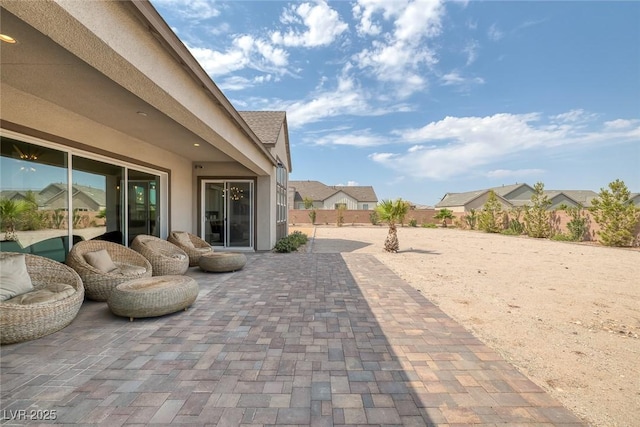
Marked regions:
[435,189,491,208]
[545,190,598,207]
[289,180,377,203]
[437,184,603,209]
[238,111,286,146]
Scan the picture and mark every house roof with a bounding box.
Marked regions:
[1,184,106,208]
[545,190,598,207]
[238,111,285,146]
[436,189,492,208]
[239,111,292,172]
[436,184,601,209]
[289,180,378,203]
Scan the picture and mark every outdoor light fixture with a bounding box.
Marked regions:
[0,34,16,44]
[193,143,200,147]
[136,111,148,117]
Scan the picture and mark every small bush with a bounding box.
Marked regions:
[369,211,379,225]
[408,219,417,227]
[273,231,309,253]
[421,222,437,228]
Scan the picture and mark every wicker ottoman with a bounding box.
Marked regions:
[107,275,199,321]
[198,252,247,273]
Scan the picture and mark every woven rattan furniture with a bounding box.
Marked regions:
[1,252,84,345]
[66,240,152,302]
[198,252,247,273]
[107,275,199,321]
[167,231,213,266]
[131,235,189,276]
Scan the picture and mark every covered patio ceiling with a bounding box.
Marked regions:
[0,3,271,171]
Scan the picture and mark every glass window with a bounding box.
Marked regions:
[72,156,125,244]
[1,137,70,260]
[127,169,160,245]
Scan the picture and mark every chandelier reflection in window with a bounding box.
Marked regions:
[13,144,42,161]
[223,186,244,201]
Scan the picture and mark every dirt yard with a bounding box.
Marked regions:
[302,225,639,427]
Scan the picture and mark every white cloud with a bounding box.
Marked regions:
[551,109,596,124]
[370,111,640,180]
[463,39,479,65]
[604,119,640,129]
[279,66,413,128]
[352,0,445,98]
[488,23,504,41]
[336,181,360,186]
[271,1,348,47]
[187,35,288,77]
[217,74,274,91]
[152,0,221,20]
[486,169,545,179]
[312,130,388,147]
[440,71,484,87]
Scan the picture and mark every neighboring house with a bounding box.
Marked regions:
[289,181,378,210]
[436,183,600,212]
[0,1,291,253]
[1,184,107,211]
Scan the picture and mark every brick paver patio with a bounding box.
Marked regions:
[0,239,585,426]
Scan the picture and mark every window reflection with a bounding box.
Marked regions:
[0,137,69,259]
[72,156,125,244]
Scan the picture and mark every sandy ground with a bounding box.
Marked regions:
[297,225,640,427]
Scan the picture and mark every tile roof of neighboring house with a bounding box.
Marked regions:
[289,180,378,203]
[545,190,599,207]
[1,184,106,208]
[436,189,492,208]
[437,183,603,209]
[239,111,286,146]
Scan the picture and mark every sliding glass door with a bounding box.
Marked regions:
[202,180,253,249]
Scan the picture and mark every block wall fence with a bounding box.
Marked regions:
[288,209,640,244]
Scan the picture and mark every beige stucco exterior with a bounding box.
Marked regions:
[1,0,290,251]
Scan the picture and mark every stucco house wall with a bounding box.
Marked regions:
[1,1,290,252]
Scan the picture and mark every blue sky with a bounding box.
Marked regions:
[151,0,639,206]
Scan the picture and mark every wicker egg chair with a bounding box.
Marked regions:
[131,235,189,276]
[1,252,84,345]
[167,231,213,266]
[66,240,152,301]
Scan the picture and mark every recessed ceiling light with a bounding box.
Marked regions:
[193,143,200,147]
[0,34,17,44]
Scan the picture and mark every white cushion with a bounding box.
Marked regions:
[0,254,34,301]
[84,249,118,273]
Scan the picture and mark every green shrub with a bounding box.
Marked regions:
[590,179,639,247]
[274,231,309,253]
[421,222,437,228]
[524,182,552,238]
[369,211,379,225]
[478,190,503,233]
[463,209,478,230]
[408,219,417,227]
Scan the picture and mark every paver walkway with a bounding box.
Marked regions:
[0,243,585,425]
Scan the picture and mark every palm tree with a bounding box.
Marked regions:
[0,198,30,241]
[434,208,454,228]
[375,198,409,253]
